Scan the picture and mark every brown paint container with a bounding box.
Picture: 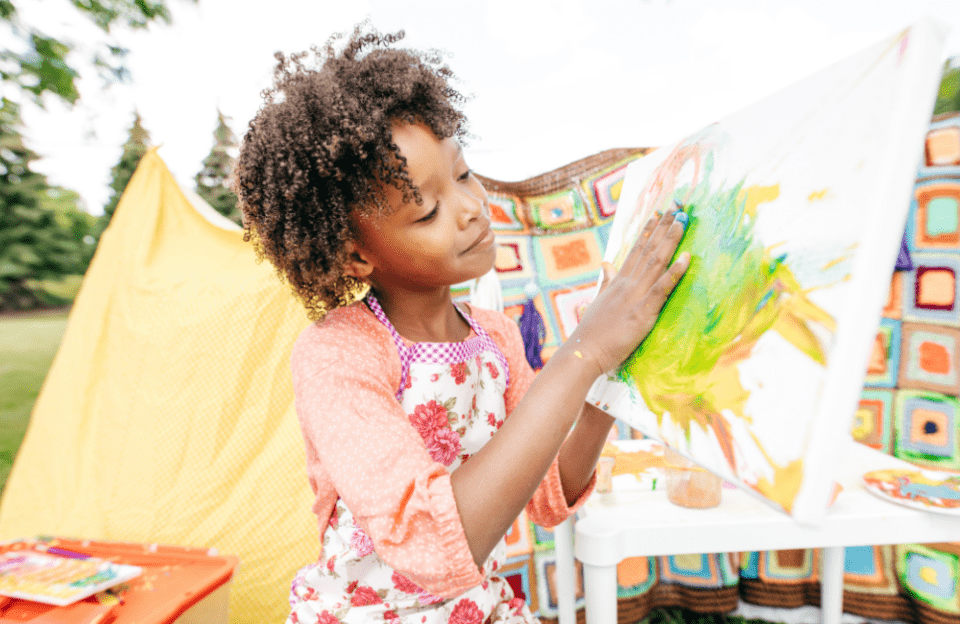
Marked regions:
[664,447,722,509]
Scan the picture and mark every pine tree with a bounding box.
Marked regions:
[933,56,960,116]
[195,109,241,225]
[95,111,150,239]
[0,98,90,310]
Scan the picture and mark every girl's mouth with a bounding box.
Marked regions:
[462,226,494,255]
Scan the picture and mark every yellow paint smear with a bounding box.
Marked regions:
[821,256,845,270]
[867,469,947,486]
[601,444,664,477]
[777,269,838,331]
[737,184,781,219]
[773,311,828,366]
[752,452,805,513]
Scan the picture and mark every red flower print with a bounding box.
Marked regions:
[391,571,423,595]
[427,427,462,466]
[449,598,484,624]
[325,555,336,572]
[509,597,525,614]
[486,412,497,427]
[350,528,374,557]
[316,611,340,624]
[392,573,443,604]
[451,361,469,385]
[408,400,448,437]
[346,581,359,594]
[329,506,339,529]
[350,585,383,606]
[430,373,441,382]
[485,361,500,379]
[384,610,400,624]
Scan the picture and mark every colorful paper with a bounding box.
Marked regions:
[0,551,141,607]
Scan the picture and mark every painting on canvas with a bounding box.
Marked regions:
[587,19,947,522]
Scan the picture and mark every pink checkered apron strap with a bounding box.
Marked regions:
[364,293,510,401]
[454,305,510,391]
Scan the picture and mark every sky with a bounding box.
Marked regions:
[13,0,960,215]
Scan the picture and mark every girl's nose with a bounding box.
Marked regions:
[457,187,488,228]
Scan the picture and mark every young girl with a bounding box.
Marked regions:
[234,25,689,624]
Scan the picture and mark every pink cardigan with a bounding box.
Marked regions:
[291,301,594,598]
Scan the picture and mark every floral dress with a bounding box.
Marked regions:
[287,294,537,624]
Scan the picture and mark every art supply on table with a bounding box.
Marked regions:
[0,538,238,624]
[664,447,722,509]
[0,550,141,606]
[596,456,616,494]
[862,467,960,514]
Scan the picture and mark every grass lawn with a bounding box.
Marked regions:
[0,308,70,495]
[638,608,773,624]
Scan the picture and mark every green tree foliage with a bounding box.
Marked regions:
[933,56,960,116]
[0,0,195,108]
[0,99,92,311]
[95,111,150,239]
[195,109,241,225]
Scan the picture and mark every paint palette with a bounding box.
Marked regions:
[862,467,960,514]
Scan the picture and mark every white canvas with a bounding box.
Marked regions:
[587,18,948,522]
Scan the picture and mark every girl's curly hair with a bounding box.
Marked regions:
[233,23,468,319]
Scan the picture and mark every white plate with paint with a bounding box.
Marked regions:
[862,467,960,515]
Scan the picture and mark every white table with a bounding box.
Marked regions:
[553,441,960,624]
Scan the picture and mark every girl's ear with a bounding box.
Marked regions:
[342,240,374,281]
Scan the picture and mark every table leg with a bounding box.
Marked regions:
[554,518,576,624]
[584,561,618,624]
[821,546,846,624]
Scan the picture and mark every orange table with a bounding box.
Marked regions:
[0,538,238,624]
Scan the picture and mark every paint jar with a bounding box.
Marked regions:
[596,456,616,494]
[664,447,722,509]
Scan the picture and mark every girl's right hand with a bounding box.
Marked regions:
[570,208,690,376]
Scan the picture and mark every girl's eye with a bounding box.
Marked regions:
[417,204,439,223]
[458,169,472,182]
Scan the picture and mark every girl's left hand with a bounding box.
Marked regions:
[567,208,689,376]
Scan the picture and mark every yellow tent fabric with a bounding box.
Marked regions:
[0,149,318,622]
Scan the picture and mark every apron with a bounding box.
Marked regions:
[287,294,537,624]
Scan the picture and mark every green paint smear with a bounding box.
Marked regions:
[612,135,841,512]
[619,164,791,438]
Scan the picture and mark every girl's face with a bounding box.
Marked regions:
[351,122,496,293]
